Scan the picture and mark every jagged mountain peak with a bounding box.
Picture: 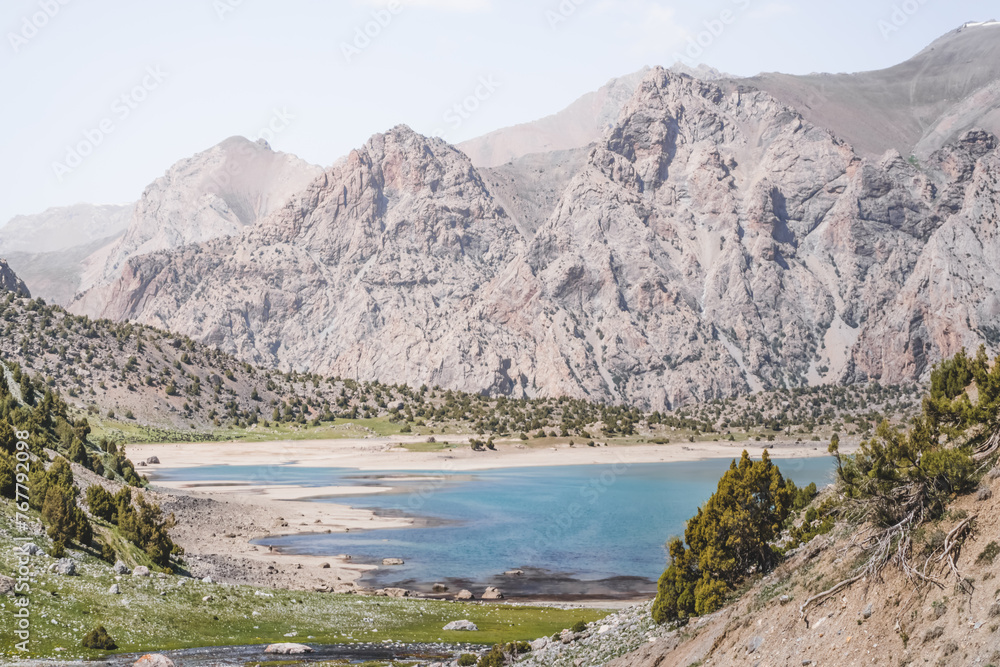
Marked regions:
[0,260,30,298]
[77,135,323,294]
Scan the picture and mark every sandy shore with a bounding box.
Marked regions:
[146,483,411,593]
[129,436,846,473]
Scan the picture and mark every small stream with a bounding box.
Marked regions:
[89,641,462,665]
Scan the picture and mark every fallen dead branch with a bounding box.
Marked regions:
[939,514,976,592]
[799,573,866,626]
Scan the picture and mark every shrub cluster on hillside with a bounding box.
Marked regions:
[652,451,795,622]
[818,347,999,590]
[0,354,180,569]
[86,485,180,568]
[652,347,1000,626]
[0,294,920,441]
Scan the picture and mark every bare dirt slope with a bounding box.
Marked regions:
[744,21,1000,159]
[457,69,648,169]
[611,474,1000,666]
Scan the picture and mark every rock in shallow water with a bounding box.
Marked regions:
[482,586,504,599]
[264,643,314,654]
[133,654,174,667]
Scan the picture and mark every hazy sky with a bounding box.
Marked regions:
[0,0,993,224]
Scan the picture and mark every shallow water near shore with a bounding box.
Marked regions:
[154,457,835,596]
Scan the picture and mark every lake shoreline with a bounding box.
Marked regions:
[132,438,847,598]
[129,435,848,473]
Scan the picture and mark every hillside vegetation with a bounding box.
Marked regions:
[0,295,922,452]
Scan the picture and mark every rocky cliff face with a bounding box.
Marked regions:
[73,128,533,395]
[0,260,30,297]
[71,68,1000,408]
[851,130,1000,382]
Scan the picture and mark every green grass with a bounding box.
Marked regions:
[399,441,459,453]
[89,416,413,446]
[0,509,609,661]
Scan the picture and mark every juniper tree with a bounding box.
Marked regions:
[653,450,792,623]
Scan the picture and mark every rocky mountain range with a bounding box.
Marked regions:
[2,22,996,409]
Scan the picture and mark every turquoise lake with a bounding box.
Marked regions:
[153,456,835,597]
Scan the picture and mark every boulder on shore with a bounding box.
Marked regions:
[455,589,475,600]
[264,643,314,654]
[482,586,504,600]
[384,587,411,598]
[530,637,549,651]
[443,620,479,631]
[133,654,175,667]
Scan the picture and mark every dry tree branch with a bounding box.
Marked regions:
[799,573,866,626]
[974,428,1000,462]
[899,534,944,589]
[938,515,976,591]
